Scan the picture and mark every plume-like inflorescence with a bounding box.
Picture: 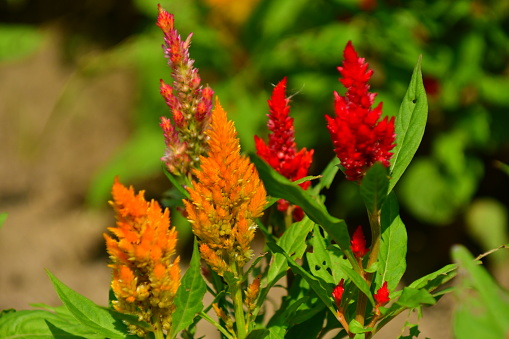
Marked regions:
[326,41,395,182]
[105,178,180,336]
[184,98,267,276]
[157,5,214,177]
[254,77,313,221]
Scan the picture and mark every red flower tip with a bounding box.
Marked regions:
[327,41,396,182]
[374,281,390,306]
[255,77,314,220]
[332,278,345,308]
[351,225,369,258]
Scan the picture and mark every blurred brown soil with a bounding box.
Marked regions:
[0,29,132,311]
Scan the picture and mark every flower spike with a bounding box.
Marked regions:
[351,225,369,258]
[374,281,390,307]
[184,98,267,276]
[157,5,214,177]
[332,278,345,309]
[326,41,395,182]
[105,178,180,336]
[255,77,314,221]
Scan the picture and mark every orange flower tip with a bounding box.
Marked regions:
[351,225,369,258]
[156,5,174,34]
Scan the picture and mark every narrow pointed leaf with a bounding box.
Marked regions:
[376,193,407,291]
[360,162,389,213]
[46,270,128,339]
[389,56,428,193]
[171,238,207,338]
[252,155,358,269]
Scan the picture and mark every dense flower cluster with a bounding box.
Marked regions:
[157,5,214,177]
[184,99,267,276]
[351,225,369,258]
[254,77,313,221]
[326,41,395,182]
[105,178,180,336]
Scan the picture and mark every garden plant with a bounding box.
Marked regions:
[1,3,509,339]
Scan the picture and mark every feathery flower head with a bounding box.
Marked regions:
[105,178,180,335]
[254,77,313,220]
[351,225,369,258]
[184,98,267,276]
[157,5,214,177]
[326,41,395,182]
[374,281,390,306]
[332,278,345,309]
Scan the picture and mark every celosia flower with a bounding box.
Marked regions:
[326,41,395,182]
[332,278,345,309]
[351,225,369,258]
[104,178,180,335]
[184,98,267,276]
[374,281,390,306]
[157,5,214,177]
[254,77,313,221]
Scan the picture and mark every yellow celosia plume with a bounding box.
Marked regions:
[184,99,267,276]
[105,178,180,335]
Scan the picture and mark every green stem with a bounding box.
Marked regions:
[199,311,235,339]
[151,311,166,339]
[354,208,381,327]
[230,264,247,339]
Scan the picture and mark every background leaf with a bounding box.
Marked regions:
[452,245,509,338]
[389,56,428,193]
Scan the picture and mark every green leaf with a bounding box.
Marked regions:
[266,242,337,316]
[162,165,190,199]
[266,217,314,285]
[46,270,128,339]
[307,225,348,285]
[389,56,428,193]
[252,155,358,269]
[0,212,6,231]
[0,309,105,339]
[408,264,457,292]
[246,328,271,339]
[360,162,389,213]
[396,287,436,308]
[337,260,375,307]
[311,157,340,194]
[376,193,407,291]
[349,319,372,334]
[452,245,509,336]
[171,238,207,338]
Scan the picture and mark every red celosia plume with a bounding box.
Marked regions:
[255,77,314,220]
[350,225,369,258]
[374,281,390,306]
[332,278,345,309]
[326,41,395,182]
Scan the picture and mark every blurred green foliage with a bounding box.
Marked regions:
[2,0,509,256]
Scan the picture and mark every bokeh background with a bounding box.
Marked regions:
[1,0,509,337]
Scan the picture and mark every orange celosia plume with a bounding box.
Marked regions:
[184,99,267,276]
[105,178,180,335]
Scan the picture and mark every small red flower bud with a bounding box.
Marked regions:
[350,225,369,258]
[374,281,390,306]
[332,278,345,309]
